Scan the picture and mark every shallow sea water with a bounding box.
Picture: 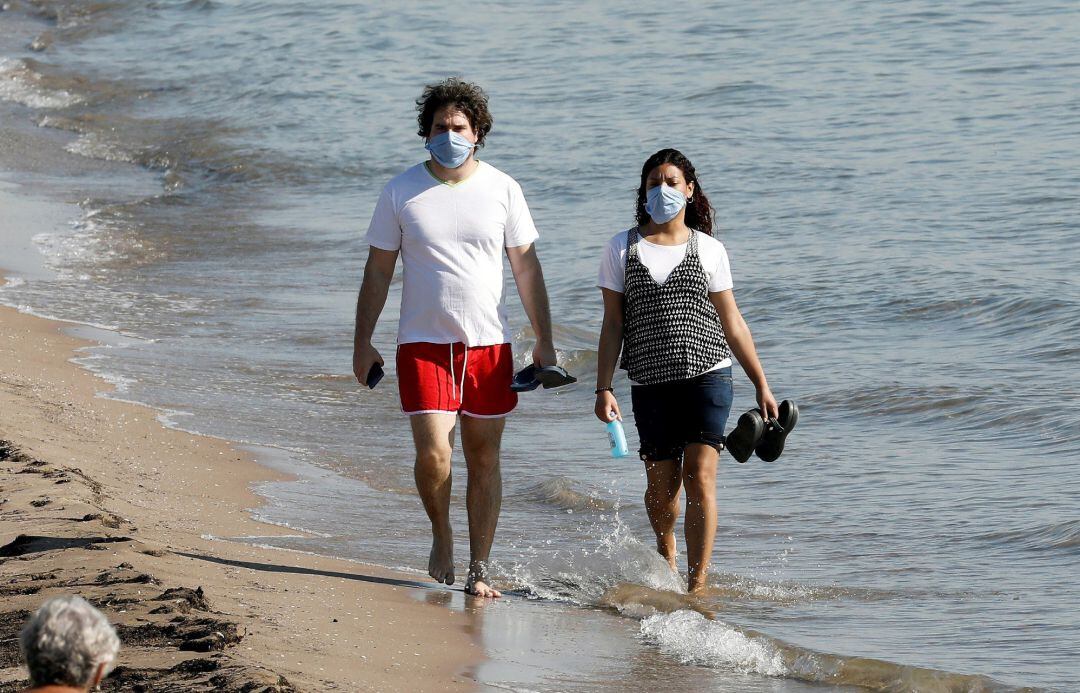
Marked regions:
[2,1,1079,690]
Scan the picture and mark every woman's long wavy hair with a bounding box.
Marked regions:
[635,149,714,235]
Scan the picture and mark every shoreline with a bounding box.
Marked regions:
[0,214,485,690]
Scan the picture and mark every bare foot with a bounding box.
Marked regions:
[464,575,502,599]
[465,562,501,598]
[687,574,709,594]
[428,534,455,585]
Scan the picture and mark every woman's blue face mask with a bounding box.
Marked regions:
[425,131,476,169]
[645,184,687,224]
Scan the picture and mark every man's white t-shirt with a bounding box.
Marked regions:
[597,229,734,374]
[367,161,539,346]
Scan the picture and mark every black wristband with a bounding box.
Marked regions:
[594,387,614,395]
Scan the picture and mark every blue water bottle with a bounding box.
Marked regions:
[606,417,628,458]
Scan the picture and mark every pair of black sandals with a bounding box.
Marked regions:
[724,400,799,463]
[510,364,578,392]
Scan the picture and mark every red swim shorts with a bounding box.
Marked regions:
[396,342,518,418]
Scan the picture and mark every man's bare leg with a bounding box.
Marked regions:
[459,415,505,598]
[410,413,458,585]
[682,443,719,593]
[644,458,683,572]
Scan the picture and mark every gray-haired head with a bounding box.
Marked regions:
[19,595,120,689]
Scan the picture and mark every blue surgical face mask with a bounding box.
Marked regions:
[425,131,476,169]
[645,184,687,224]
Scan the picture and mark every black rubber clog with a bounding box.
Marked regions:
[754,400,799,462]
[725,409,766,463]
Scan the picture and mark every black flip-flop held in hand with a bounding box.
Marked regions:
[510,364,541,392]
[536,365,577,389]
[511,365,577,392]
[754,399,799,462]
[724,409,766,463]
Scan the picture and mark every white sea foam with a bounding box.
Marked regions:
[0,58,83,109]
[200,535,346,560]
[71,352,135,392]
[12,303,118,331]
[498,514,684,604]
[64,131,134,164]
[32,209,174,281]
[481,684,542,693]
[640,610,787,677]
[712,573,853,604]
[32,226,111,274]
[155,409,193,428]
[244,514,334,539]
[36,214,122,271]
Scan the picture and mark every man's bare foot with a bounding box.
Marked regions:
[462,574,498,595]
[464,575,502,598]
[465,562,501,598]
[687,574,708,594]
[428,534,455,585]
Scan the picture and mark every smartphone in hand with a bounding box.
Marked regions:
[366,363,384,389]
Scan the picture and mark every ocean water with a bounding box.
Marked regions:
[2,1,1079,690]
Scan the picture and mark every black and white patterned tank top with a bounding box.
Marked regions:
[620,228,731,385]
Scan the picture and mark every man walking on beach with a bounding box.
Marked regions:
[353,78,556,598]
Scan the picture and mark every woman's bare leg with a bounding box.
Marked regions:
[681,443,719,593]
[644,458,683,572]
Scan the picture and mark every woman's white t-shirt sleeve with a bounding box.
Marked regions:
[597,232,627,293]
[366,185,400,251]
[504,181,539,248]
[703,237,734,293]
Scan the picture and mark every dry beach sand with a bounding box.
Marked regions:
[0,296,485,691]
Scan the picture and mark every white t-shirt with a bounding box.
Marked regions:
[597,229,734,375]
[597,229,733,294]
[367,161,539,346]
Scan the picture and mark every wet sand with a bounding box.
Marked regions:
[0,296,484,690]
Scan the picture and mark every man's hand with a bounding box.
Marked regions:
[352,246,398,388]
[353,342,384,386]
[532,339,557,369]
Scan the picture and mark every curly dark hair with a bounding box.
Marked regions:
[635,149,714,235]
[415,78,493,148]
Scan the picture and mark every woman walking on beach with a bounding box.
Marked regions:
[594,148,777,593]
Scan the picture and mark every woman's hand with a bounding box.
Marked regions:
[594,390,622,423]
[757,385,779,421]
